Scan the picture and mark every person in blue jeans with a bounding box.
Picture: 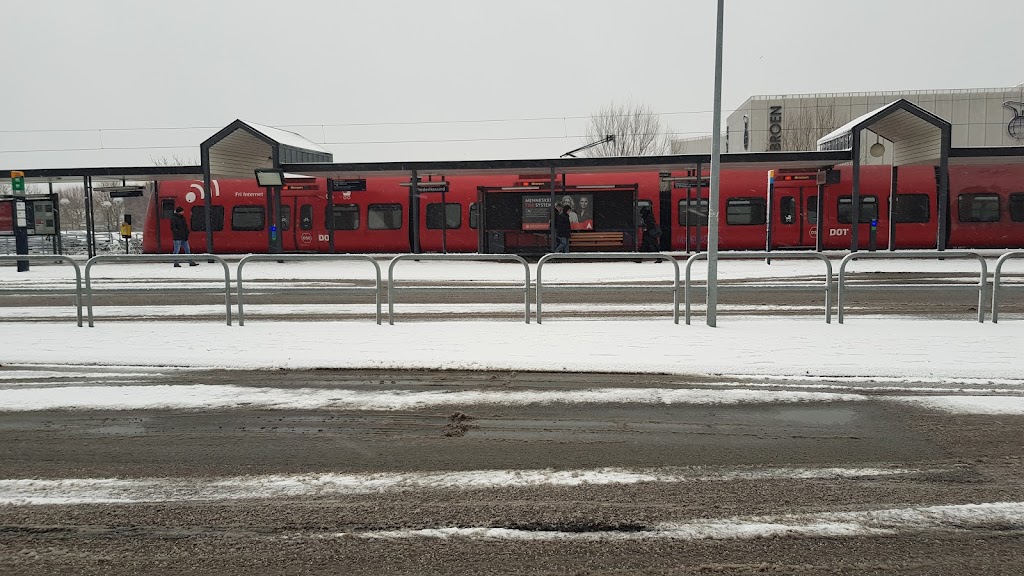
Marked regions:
[554,204,572,253]
[170,206,198,267]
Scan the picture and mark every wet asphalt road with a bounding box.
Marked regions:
[0,368,1022,575]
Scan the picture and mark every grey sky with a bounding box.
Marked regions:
[3,0,1022,170]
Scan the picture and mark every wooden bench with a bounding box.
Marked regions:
[569,232,625,251]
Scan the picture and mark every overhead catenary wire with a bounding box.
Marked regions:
[0,109,733,135]
[0,130,720,155]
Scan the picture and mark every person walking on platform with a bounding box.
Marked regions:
[554,204,572,253]
[170,206,198,267]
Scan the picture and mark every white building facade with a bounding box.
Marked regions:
[672,86,1024,161]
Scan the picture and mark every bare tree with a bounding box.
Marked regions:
[150,154,198,166]
[582,101,671,157]
[56,186,87,230]
[782,102,845,151]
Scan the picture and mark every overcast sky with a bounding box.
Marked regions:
[3,0,1022,170]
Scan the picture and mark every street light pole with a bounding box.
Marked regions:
[707,0,725,327]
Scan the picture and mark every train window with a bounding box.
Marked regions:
[470,203,479,229]
[958,194,1000,223]
[231,206,265,231]
[837,196,878,224]
[780,196,796,225]
[806,196,818,225]
[726,198,766,225]
[161,199,176,219]
[190,205,224,231]
[299,204,313,230]
[279,205,290,231]
[368,204,403,230]
[893,194,930,223]
[677,199,709,226]
[1010,194,1024,223]
[328,204,360,230]
[426,203,461,229]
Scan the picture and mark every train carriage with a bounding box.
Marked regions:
[142,163,1024,255]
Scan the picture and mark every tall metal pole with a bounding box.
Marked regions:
[706,0,725,327]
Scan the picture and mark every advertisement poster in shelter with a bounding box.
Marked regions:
[521,194,594,231]
[0,201,12,235]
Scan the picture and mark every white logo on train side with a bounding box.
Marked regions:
[185,180,222,204]
[809,227,851,238]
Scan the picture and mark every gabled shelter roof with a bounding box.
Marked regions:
[200,119,333,178]
[817,99,951,166]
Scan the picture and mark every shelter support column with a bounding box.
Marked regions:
[850,131,861,252]
[411,170,420,254]
[887,166,899,250]
[815,182,824,252]
[549,167,556,253]
[937,131,951,251]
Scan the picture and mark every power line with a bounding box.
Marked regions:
[0,109,733,135]
[0,130,720,155]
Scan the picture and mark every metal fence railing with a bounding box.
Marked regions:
[388,254,531,325]
[684,252,834,325]
[838,251,988,323]
[8,251,1024,327]
[990,251,1024,323]
[84,254,233,327]
[536,253,680,324]
[0,255,84,327]
[237,254,383,325]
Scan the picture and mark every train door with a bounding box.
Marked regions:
[294,201,316,251]
[804,191,820,248]
[278,197,297,252]
[770,180,814,250]
[670,180,708,252]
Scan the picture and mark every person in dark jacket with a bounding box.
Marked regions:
[640,206,661,253]
[170,206,198,267]
[554,204,572,253]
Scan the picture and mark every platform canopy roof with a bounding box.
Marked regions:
[278,150,851,179]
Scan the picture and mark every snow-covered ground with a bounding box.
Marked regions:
[4,256,1024,552]
[3,255,1024,414]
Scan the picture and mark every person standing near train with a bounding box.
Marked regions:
[640,206,661,253]
[554,204,572,253]
[170,206,198,267]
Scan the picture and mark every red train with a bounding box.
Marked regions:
[142,163,1024,254]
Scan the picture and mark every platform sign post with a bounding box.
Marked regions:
[11,171,29,271]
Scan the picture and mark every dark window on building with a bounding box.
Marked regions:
[893,194,930,223]
[470,202,479,229]
[299,204,313,230]
[806,196,818,225]
[231,206,265,231]
[743,115,749,151]
[678,199,709,226]
[1010,193,1024,223]
[958,194,1000,222]
[190,205,225,232]
[837,196,878,224]
[780,196,796,224]
[426,203,461,229]
[726,198,767,225]
[161,199,176,219]
[279,205,290,231]
[327,204,360,230]
[368,204,402,230]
